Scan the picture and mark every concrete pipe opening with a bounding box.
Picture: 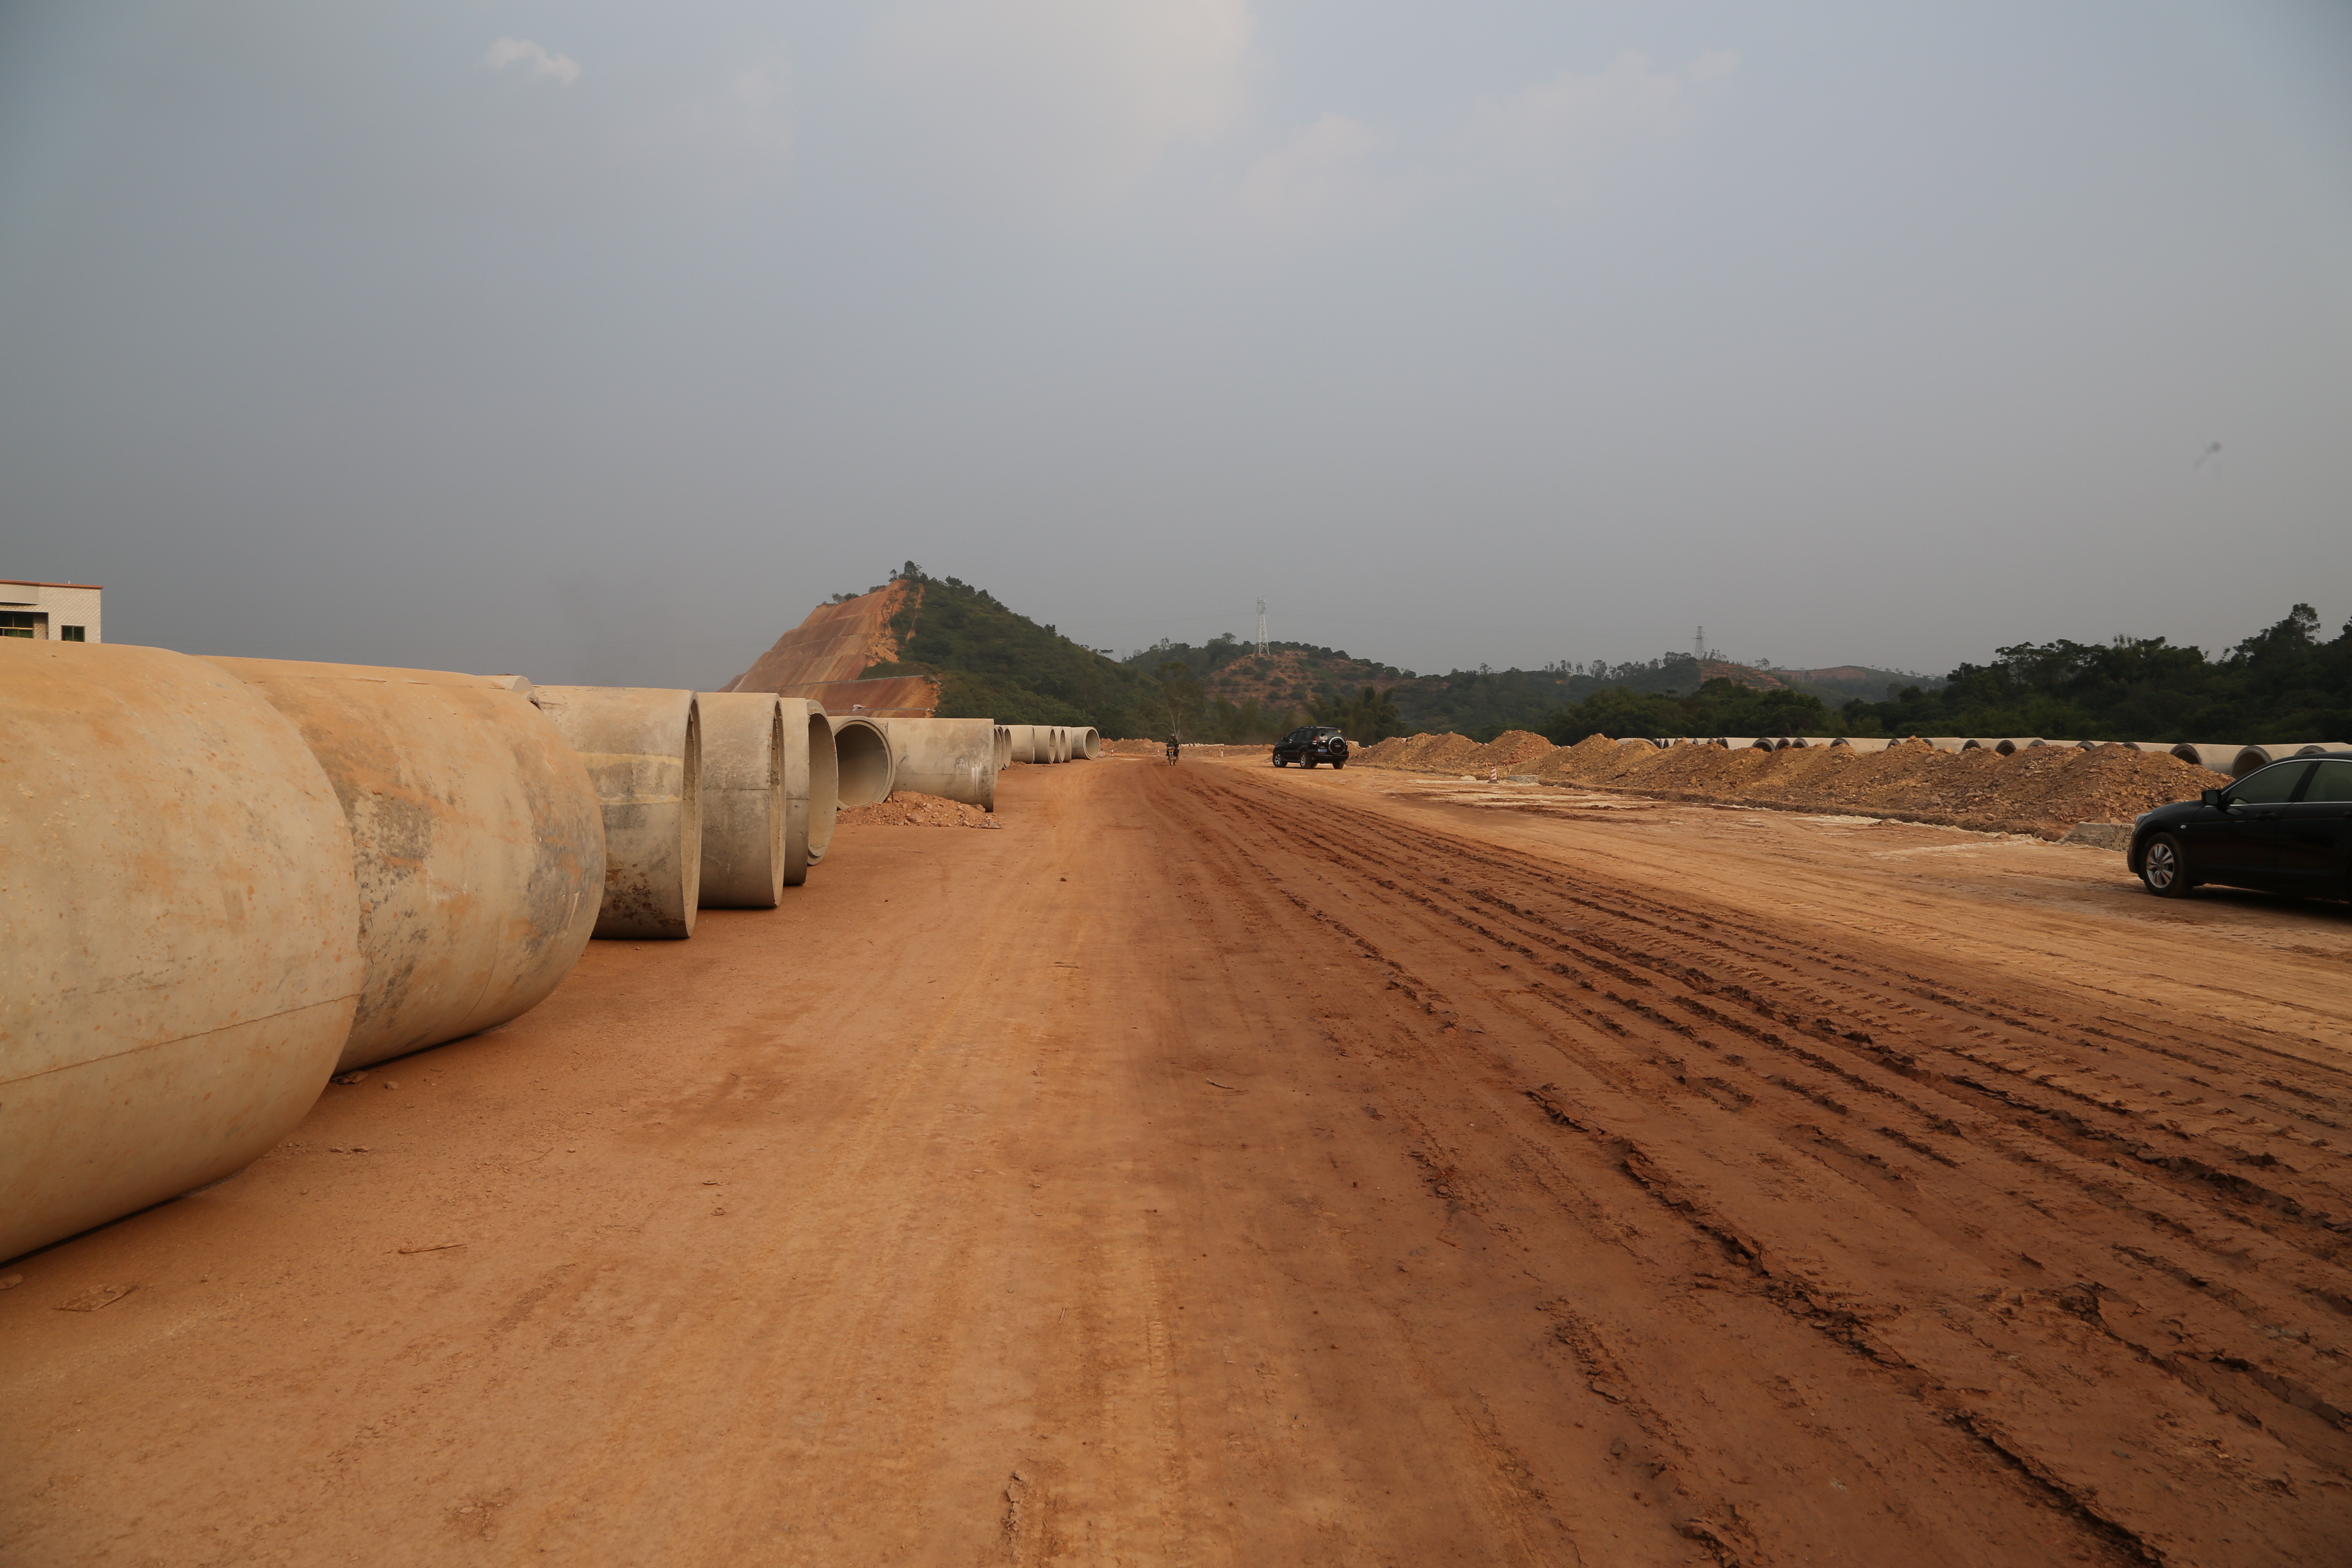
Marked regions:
[2,641,365,1262]
[2232,742,2339,778]
[866,717,998,811]
[203,656,606,1071]
[533,687,704,940]
[2169,742,2239,773]
[1993,737,2044,755]
[830,715,898,807]
[697,692,787,909]
[782,700,838,881]
[994,725,1012,771]
[1077,726,1102,760]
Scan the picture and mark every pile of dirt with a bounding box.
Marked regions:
[1364,732,2227,836]
[1458,730,1557,775]
[837,791,1004,829]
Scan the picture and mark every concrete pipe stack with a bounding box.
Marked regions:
[534,687,704,940]
[2169,743,2238,773]
[2232,742,2343,778]
[828,716,898,806]
[1075,726,1101,760]
[201,657,605,1071]
[2,642,369,1261]
[861,717,998,811]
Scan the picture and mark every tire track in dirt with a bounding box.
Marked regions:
[1151,760,2352,1565]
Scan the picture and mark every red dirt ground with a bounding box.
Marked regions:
[5,757,2350,1566]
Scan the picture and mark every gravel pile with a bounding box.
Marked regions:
[836,791,1004,829]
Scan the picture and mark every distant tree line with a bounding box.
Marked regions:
[1537,606,2352,744]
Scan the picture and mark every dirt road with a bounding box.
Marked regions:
[7,758,2351,1566]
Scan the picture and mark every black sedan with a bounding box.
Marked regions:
[1272,725,1350,769]
[2130,753,2352,900]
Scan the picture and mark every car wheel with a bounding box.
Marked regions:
[2140,833,2194,898]
[1330,756,1346,769]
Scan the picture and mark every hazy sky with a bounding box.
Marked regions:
[3,1,2347,688]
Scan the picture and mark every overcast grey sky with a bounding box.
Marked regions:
[2,1,2347,687]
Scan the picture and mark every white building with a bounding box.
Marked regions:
[0,580,102,641]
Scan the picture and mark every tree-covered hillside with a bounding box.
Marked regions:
[1536,606,2352,743]
[852,564,1158,734]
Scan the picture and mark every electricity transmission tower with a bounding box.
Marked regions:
[1256,599,1269,657]
[1693,626,1707,661]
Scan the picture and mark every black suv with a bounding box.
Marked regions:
[2131,753,2352,900]
[1272,725,1350,769]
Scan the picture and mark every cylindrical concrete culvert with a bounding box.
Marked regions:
[2169,742,2239,773]
[697,692,788,909]
[1832,737,1895,753]
[533,687,704,940]
[1076,726,1102,760]
[1007,724,1038,764]
[994,724,1012,772]
[2,641,365,1262]
[1054,726,1072,763]
[829,715,898,806]
[203,657,606,1072]
[2232,742,2345,778]
[781,699,837,882]
[865,717,998,810]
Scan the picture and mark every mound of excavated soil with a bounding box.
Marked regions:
[839,791,1004,829]
[1362,733,2227,836]
[1458,730,1557,775]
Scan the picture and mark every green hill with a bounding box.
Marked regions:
[853,565,1158,734]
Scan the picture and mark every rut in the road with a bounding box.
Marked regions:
[1152,763,2352,1566]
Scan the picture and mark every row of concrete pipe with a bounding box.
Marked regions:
[1630,735,2344,778]
[0,640,1100,1261]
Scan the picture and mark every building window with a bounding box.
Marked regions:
[59,625,85,641]
[0,612,35,639]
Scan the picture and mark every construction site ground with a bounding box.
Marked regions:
[7,757,2352,1566]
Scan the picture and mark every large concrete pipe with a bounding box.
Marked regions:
[533,687,703,940]
[994,725,1012,771]
[1007,724,1040,764]
[2,641,364,1262]
[203,657,605,1071]
[2231,742,2342,778]
[1832,737,1895,753]
[829,715,898,806]
[1076,726,1102,760]
[1054,726,1073,763]
[1994,737,2044,755]
[697,692,787,909]
[2169,742,2239,773]
[1922,737,1965,753]
[782,699,837,882]
[865,717,998,811]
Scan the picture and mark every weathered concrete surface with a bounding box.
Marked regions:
[828,715,897,808]
[0,641,364,1262]
[532,688,703,941]
[204,656,604,1071]
[696,693,786,910]
[862,717,998,811]
[1075,726,1101,760]
[782,698,837,884]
